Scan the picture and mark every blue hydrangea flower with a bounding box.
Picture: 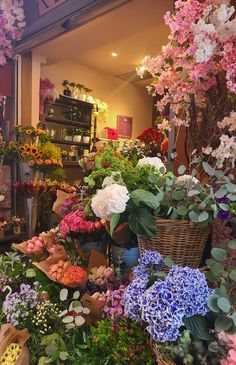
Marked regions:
[133,250,163,279]
[124,276,148,321]
[125,264,213,343]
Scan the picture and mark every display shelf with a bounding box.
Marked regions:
[62,161,80,166]
[46,116,91,128]
[52,139,90,147]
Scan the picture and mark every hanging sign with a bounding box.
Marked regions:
[37,0,67,16]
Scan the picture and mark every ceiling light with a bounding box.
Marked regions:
[111,52,118,57]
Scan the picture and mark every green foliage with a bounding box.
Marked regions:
[74,318,155,365]
[155,330,227,365]
[206,240,236,334]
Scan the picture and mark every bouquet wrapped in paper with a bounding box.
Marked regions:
[0,324,29,365]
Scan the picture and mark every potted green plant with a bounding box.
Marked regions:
[77,83,86,101]
[73,128,83,143]
[65,127,74,141]
[84,87,93,103]
[62,80,71,96]
[69,82,76,98]
[83,129,90,144]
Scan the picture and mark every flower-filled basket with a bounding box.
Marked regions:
[138,219,211,268]
[0,324,29,365]
[152,344,176,365]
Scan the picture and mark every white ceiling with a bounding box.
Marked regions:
[35,0,173,77]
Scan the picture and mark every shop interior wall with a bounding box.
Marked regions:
[41,58,152,139]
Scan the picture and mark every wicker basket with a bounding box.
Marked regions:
[138,219,211,268]
[152,344,176,365]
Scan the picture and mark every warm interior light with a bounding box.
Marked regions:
[111,52,118,57]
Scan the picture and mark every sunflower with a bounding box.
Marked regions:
[21,151,30,157]
[30,147,38,155]
[35,153,42,159]
[45,159,52,165]
[24,144,31,152]
[18,145,25,152]
[26,129,33,135]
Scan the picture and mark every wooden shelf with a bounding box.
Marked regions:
[63,161,80,166]
[52,139,90,147]
[0,232,27,244]
[55,94,94,108]
[46,116,91,128]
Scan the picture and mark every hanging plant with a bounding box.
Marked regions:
[0,0,26,66]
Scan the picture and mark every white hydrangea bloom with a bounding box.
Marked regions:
[102,172,123,188]
[137,157,166,173]
[91,184,129,221]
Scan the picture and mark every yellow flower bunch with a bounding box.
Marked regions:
[0,343,21,365]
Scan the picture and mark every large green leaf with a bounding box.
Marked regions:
[229,269,236,282]
[217,297,231,313]
[130,189,160,209]
[178,165,186,175]
[207,295,220,313]
[171,190,185,201]
[183,315,212,340]
[228,240,236,250]
[110,213,120,236]
[198,211,209,222]
[128,208,156,237]
[211,248,227,262]
[202,162,215,177]
[215,315,233,331]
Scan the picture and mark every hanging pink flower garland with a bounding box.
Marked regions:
[0,0,25,66]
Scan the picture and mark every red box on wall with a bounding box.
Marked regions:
[103,127,118,140]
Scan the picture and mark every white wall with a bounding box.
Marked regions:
[41,59,152,139]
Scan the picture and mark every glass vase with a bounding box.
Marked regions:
[26,197,38,239]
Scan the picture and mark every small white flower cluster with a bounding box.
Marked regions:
[91,183,129,221]
[202,111,236,169]
[137,157,166,173]
[32,301,59,335]
[192,2,236,63]
[218,111,236,132]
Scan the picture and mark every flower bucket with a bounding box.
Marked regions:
[80,241,107,255]
[26,197,38,239]
[111,245,139,274]
[138,219,211,268]
[18,162,35,182]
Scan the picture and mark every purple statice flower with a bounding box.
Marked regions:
[217,210,231,222]
[133,250,164,279]
[103,285,126,319]
[138,266,213,343]
[2,283,39,326]
[124,276,148,321]
[61,197,77,216]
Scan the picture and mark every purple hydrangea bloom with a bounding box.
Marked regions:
[124,276,148,321]
[103,285,126,319]
[139,266,213,342]
[2,283,39,326]
[133,250,164,279]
